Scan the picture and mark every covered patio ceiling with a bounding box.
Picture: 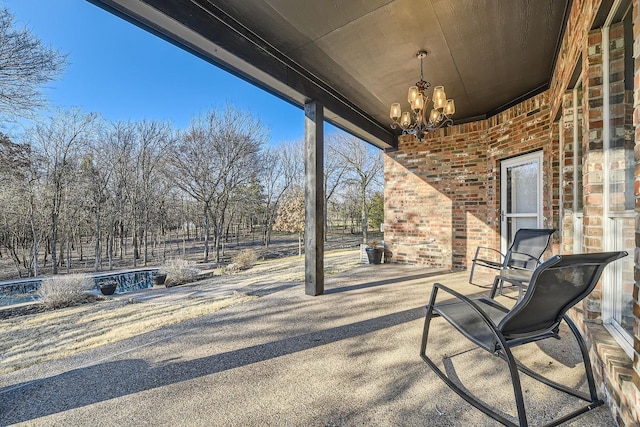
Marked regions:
[88,0,571,149]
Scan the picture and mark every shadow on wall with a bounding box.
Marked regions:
[384,146,489,271]
[384,97,555,272]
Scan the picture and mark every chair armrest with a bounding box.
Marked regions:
[472,246,506,263]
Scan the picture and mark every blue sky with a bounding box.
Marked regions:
[3,0,307,145]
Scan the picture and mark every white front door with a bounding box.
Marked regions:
[500,151,543,252]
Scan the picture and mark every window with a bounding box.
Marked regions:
[602,2,635,357]
[573,81,584,252]
[561,78,584,254]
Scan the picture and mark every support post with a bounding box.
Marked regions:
[304,100,324,296]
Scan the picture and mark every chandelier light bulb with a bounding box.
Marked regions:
[390,103,402,120]
[433,86,446,109]
[401,111,411,128]
[445,99,455,115]
[412,94,424,111]
[429,108,440,123]
[407,86,419,104]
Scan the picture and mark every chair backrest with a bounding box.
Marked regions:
[498,251,627,339]
[505,228,556,270]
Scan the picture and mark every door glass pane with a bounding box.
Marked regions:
[506,161,538,214]
[506,217,538,244]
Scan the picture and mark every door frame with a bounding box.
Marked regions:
[500,151,544,253]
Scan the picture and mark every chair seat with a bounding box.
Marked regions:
[434,298,508,352]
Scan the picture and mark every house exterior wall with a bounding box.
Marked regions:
[385,94,556,269]
[383,0,639,424]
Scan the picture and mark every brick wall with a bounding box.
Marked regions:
[385,93,555,269]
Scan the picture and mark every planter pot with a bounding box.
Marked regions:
[99,282,118,296]
[153,273,167,286]
[365,247,383,264]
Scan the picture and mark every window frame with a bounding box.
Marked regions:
[601,2,634,358]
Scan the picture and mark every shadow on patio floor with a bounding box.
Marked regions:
[0,265,615,426]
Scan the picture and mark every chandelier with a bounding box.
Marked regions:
[389,51,455,141]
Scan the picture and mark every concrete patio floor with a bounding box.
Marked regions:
[0,263,616,426]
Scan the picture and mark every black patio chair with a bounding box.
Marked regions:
[468,228,556,289]
[421,251,627,427]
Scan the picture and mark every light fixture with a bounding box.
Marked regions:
[390,50,455,141]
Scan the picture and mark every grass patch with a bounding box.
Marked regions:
[0,293,255,375]
[0,248,361,375]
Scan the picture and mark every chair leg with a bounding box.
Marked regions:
[501,346,529,427]
[564,315,602,404]
[489,275,501,298]
[420,312,528,427]
[420,295,529,426]
[468,262,477,285]
[420,286,440,356]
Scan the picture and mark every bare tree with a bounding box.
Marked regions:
[330,134,383,243]
[0,8,66,121]
[0,134,40,276]
[167,105,267,263]
[259,140,302,246]
[131,120,174,266]
[28,109,98,274]
[324,134,349,240]
[103,121,136,268]
[83,122,114,272]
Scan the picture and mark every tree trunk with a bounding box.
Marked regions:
[65,232,71,273]
[132,214,139,267]
[361,184,368,243]
[30,214,39,278]
[51,213,58,274]
[143,223,148,266]
[182,229,186,257]
[162,230,167,262]
[215,209,226,264]
[265,223,272,248]
[108,222,115,270]
[203,202,210,262]
[324,200,329,243]
[59,238,64,272]
[118,221,124,259]
[214,230,221,263]
[43,238,49,268]
[94,205,101,272]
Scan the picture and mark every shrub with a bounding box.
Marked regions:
[367,239,381,248]
[232,249,258,270]
[160,258,200,286]
[38,274,92,308]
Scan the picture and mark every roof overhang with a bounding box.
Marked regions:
[87,0,571,150]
